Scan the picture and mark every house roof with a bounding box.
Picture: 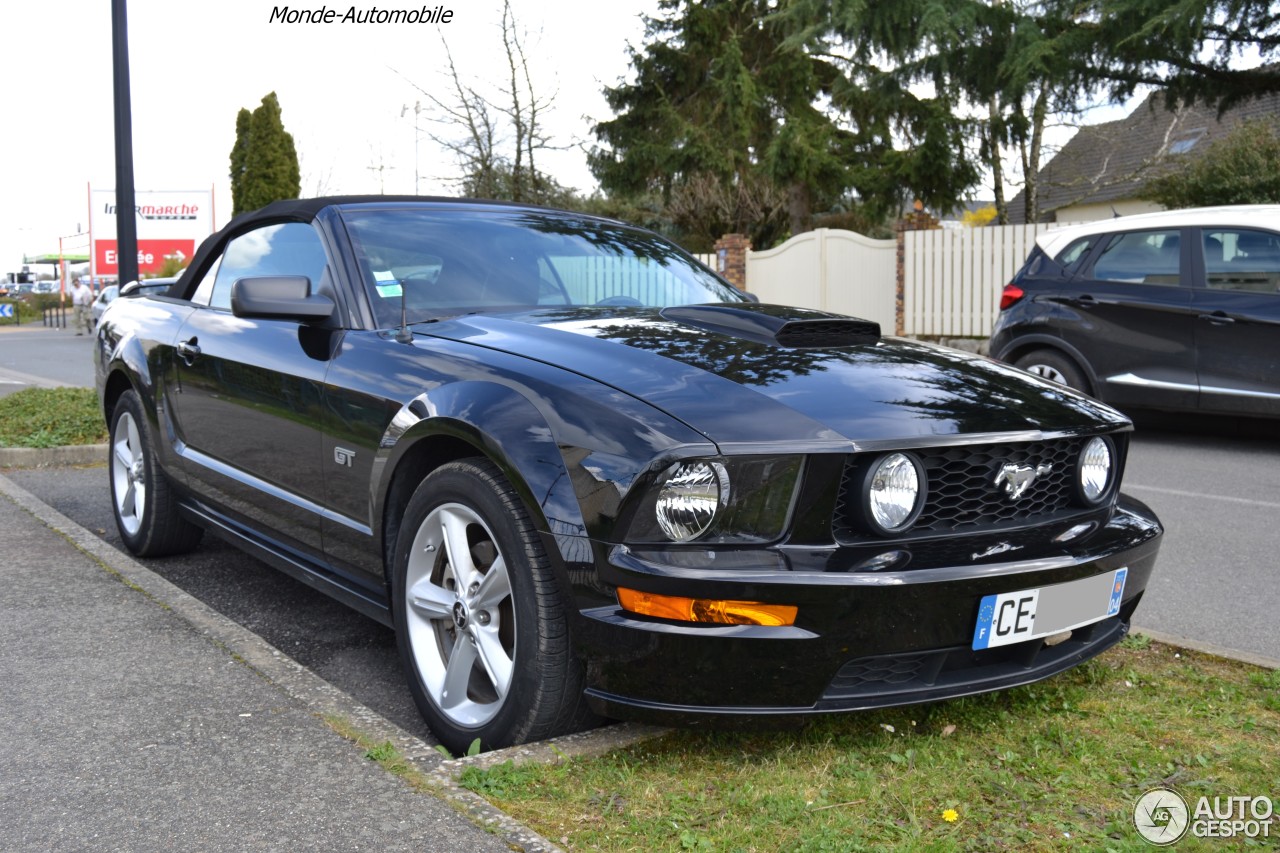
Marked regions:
[1010,89,1280,223]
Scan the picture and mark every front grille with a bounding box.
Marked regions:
[820,616,1126,704]
[835,437,1105,542]
[827,652,940,694]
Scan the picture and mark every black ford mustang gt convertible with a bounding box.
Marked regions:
[95,197,1162,753]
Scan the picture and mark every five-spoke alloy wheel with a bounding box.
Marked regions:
[393,458,593,755]
[108,390,203,557]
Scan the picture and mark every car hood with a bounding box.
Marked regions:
[422,305,1128,447]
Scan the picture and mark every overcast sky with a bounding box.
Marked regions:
[2,0,1161,278]
[0,0,658,273]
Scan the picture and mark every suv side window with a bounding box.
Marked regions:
[1091,229,1182,285]
[1203,228,1280,294]
[1055,237,1096,275]
[208,222,328,311]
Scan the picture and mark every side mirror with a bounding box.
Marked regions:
[737,287,760,303]
[231,275,334,321]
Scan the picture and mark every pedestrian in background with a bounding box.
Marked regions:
[71,278,94,336]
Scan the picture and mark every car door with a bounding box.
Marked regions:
[166,221,334,557]
[1193,227,1280,417]
[1059,227,1198,410]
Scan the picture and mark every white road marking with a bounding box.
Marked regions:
[1126,483,1280,510]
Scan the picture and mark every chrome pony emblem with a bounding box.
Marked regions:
[994,462,1052,500]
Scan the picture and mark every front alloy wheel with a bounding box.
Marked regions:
[404,501,515,728]
[393,459,594,755]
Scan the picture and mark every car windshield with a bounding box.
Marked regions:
[340,207,744,326]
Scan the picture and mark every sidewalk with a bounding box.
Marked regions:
[0,474,552,852]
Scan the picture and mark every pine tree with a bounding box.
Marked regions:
[229,92,301,216]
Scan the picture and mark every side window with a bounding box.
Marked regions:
[1091,229,1181,285]
[1054,237,1096,275]
[1203,229,1280,294]
[208,222,328,311]
[189,255,222,306]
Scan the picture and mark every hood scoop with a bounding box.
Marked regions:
[660,304,880,348]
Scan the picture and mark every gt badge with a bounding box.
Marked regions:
[334,447,356,467]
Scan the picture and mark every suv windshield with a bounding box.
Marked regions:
[340,207,743,326]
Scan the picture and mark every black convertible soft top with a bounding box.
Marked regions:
[171,195,546,300]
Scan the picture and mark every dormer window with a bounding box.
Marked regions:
[1168,128,1206,154]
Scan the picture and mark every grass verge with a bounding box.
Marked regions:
[459,637,1279,851]
[0,387,106,448]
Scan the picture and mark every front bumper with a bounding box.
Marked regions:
[573,494,1162,724]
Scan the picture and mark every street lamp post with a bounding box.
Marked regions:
[112,0,139,288]
[401,101,421,194]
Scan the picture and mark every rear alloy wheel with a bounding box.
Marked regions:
[109,390,203,557]
[1014,349,1090,395]
[393,459,593,755]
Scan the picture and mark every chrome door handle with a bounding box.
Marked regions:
[1197,312,1235,325]
[177,338,201,365]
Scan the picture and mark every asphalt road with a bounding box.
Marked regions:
[1116,415,1280,662]
[0,321,96,397]
[4,463,436,741]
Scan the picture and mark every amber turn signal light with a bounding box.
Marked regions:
[617,588,797,627]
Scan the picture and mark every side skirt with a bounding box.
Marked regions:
[178,501,394,628]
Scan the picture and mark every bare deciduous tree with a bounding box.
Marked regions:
[397,0,567,204]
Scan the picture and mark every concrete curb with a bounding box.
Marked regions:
[1131,624,1280,671]
[0,443,107,468]
[0,472,607,852]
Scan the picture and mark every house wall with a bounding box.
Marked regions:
[1054,199,1163,222]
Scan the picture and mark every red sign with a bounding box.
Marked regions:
[95,239,196,275]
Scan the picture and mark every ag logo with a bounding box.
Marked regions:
[1134,788,1190,845]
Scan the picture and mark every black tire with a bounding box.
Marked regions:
[392,458,594,755]
[1014,349,1091,395]
[108,390,204,557]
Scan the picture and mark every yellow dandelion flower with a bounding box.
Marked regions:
[942,808,959,823]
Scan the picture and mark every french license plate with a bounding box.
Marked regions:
[972,568,1127,650]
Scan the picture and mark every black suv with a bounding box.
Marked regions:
[989,206,1280,419]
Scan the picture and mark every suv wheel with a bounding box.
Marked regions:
[1014,349,1090,394]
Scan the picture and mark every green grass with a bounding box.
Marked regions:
[459,639,1279,851]
[0,387,107,448]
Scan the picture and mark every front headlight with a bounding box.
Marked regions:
[862,452,926,536]
[654,461,729,542]
[1077,436,1114,504]
[627,456,803,544]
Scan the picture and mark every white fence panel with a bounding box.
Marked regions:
[902,222,1077,337]
[745,229,897,330]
